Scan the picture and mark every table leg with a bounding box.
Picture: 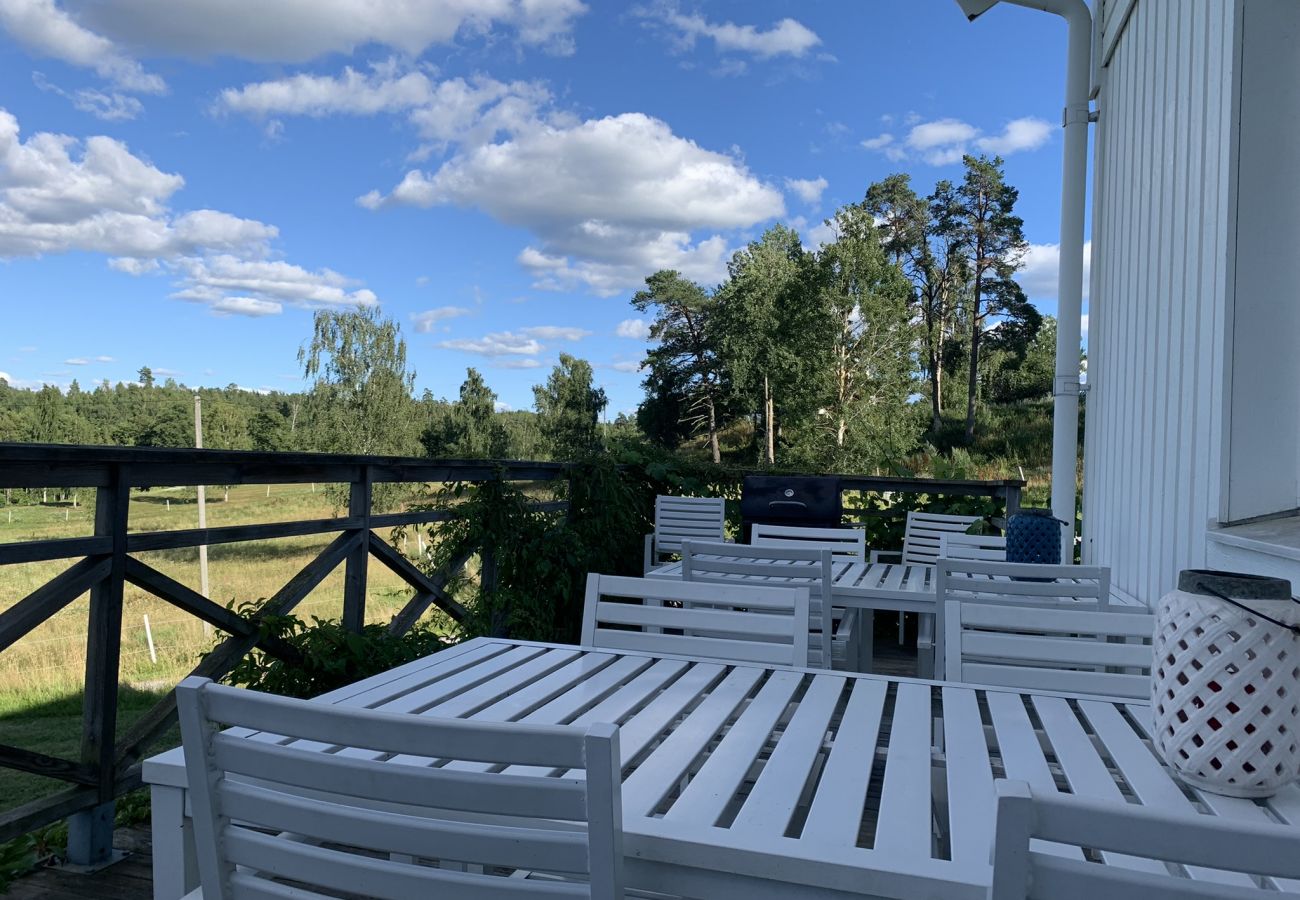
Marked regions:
[856,610,875,673]
[150,785,197,900]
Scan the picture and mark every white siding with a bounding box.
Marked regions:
[1082,0,1238,602]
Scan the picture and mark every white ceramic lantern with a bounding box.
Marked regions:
[1152,570,1300,798]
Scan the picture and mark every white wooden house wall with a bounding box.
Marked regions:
[1084,0,1300,601]
[1083,0,1236,603]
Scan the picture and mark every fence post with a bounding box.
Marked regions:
[67,467,128,868]
[341,465,372,633]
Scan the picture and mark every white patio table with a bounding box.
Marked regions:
[648,557,1145,672]
[143,637,1300,900]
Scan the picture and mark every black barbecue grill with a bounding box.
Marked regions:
[739,475,843,543]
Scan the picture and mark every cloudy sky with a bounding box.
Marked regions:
[0,0,1084,414]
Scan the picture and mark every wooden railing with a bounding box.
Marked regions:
[0,444,568,862]
[0,444,1023,865]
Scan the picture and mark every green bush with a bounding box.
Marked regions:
[223,607,449,699]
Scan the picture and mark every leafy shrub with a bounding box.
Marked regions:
[223,607,449,699]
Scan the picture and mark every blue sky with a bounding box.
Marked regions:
[0,0,1085,416]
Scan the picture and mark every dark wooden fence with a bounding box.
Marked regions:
[0,444,568,863]
[0,443,1022,865]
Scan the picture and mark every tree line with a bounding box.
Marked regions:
[0,309,614,467]
[0,155,1060,477]
[633,154,1058,472]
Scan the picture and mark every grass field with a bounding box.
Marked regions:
[0,482,460,814]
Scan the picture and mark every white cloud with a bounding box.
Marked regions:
[907,118,978,150]
[0,0,164,92]
[606,360,641,373]
[804,219,837,249]
[365,112,782,295]
[1017,241,1092,307]
[171,256,376,309]
[32,73,144,121]
[862,115,1054,166]
[441,331,543,356]
[615,318,651,339]
[0,108,375,317]
[62,0,586,61]
[494,400,513,411]
[211,296,282,317]
[494,358,542,369]
[644,6,822,59]
[975,117,1053,155]
[65,357,89,365]
[785,176,828,205]
[217,64,437,119]
[411,306,471,332]
[518,325,590,341]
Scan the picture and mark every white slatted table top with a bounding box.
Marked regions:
[144,637,1300,898]
[649,556,1147,612]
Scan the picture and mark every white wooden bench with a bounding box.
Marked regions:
[990,779,1300,898]
[643,496,727,574]
[175,674,624,898]
[582,573,810,668]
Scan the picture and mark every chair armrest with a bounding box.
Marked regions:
[870,549,903,564]
[643,533,655,575]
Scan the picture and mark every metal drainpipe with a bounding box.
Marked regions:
[997,0,1093,561]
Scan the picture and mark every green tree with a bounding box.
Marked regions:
[804,203,918,469]
[713,224,823,465]
[298,306,418,457]
[533,354,607,459]
[137,366,154,389]
[941,155,1028,442]
[866,175,971,435]
[632,270,728,463]
[423,369,509,459]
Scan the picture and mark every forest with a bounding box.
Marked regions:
[0,156,1069,480]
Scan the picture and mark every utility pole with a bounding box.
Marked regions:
[194,394,211,634]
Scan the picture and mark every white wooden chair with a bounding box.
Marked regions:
[942,599,1153,698]
[939,531,1007,561]
[680,541,855,670]
[989,779,1300,899]
[582,573,810,668]
[644,495,727,574]
[750,523,866,558]
[932,557,1115,683]
[873,511,983,645]
[749,525,865,669]
[176,675,625,899]
[872,510,983,566]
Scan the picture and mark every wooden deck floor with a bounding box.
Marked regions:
[8,628,920,900]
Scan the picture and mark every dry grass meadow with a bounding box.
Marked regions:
[0,482,459,812]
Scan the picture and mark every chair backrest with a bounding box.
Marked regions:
[751,523,866,559]
[653,495,726,556]
[939,531,1007,561]
[680,541,833,669]
[582,573,810,668]
[989,780,1300,899]
[901,511,982,564]
[936,557,1111,609]
[176,676,624,899]
[943,599,1153,698]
